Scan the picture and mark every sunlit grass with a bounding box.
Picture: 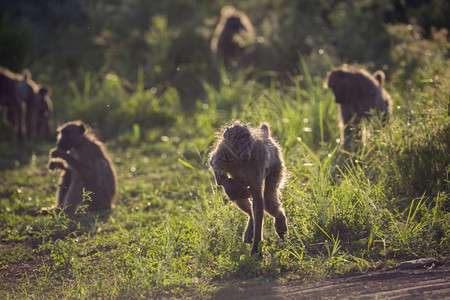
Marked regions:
[1,54,449,299]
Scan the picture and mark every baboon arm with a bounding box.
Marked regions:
[340,104,357,125]
[48,159,67,171]
[213,170,228,186]
[210,154,228,186]
[250,184,264,255]
[56,171,71,207]
[53,151,99,185]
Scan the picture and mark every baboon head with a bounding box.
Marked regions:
[326,69,354,105]
[56,121,87,151]
[223,122,253,164]
[224,16,246,35]
[37,86,50,100]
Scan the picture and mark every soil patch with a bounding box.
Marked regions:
[214,262,450,299]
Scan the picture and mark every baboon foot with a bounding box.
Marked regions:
[275,214,287,239]
[243,221,253,244]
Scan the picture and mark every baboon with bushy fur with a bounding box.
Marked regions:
[0,67,53,140]
[0,67,32,140]
[18,69,54,140]
[48,120,117,214]
[325,65,393,145]
[209,120,287,255]
[210,6,255,72]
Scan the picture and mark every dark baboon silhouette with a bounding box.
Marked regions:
[325,65,393,145]
[0,67,33,140]
[0,67,54,141]
[210,6,255,72]
[48,120,117,214]
[209,120,287,255]
[26,85,53,140]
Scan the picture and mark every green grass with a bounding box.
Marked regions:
[1,50,449,299]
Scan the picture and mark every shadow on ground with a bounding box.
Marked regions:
[213,261,450,299]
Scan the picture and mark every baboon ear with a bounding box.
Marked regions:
[78,124,86,134]
[223,127,230,139]
[22,69,31,81]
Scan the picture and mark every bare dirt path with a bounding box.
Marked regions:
[213,262,450,299]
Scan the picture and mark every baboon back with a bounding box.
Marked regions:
[325,65,393,144]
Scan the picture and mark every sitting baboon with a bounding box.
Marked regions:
[325,65,393,145]
[48,120,117,214]
[209,120,287,255]
[210,6,255,72]
[0,67,32,140]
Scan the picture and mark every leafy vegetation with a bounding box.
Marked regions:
[0,0,449,298]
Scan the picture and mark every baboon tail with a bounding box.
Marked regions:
[373,70,385,86]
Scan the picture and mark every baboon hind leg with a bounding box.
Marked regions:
[62,177,84,214]
[250,184,265,255]
[234,198,253,244]
[25,104,35,140]
[56,171,71,207]
[264,167,287,239]
[9,104,24,141]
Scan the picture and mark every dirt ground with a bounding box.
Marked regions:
[213,261,450,299]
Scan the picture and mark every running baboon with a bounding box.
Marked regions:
[0,67,32,140]
[209,120,287,255]
[210,6,255,72]
[325,65,393,145]
[48,120,117,214]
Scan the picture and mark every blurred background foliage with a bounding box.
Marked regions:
[0,0,449,138]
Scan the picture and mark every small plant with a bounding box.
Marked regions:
[75,188,93,215]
